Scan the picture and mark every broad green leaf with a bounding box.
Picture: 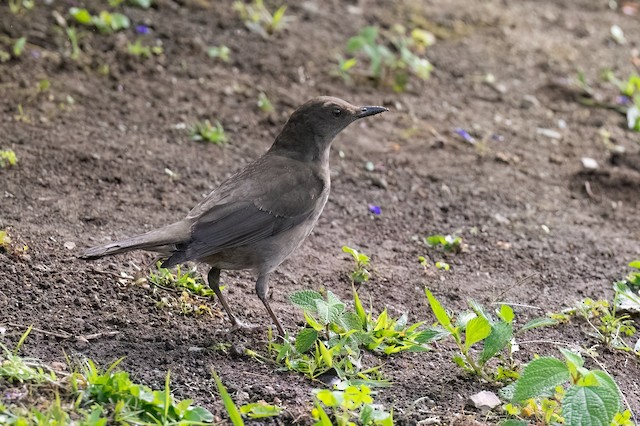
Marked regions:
[315,299,330,324]
[110,13,130,31]
[289,290,323,312]
[425,289,451,328]
[512,357,570,402]
[464,316,491,350]
[339,311,363,332]
[501,421,527,426]
[211,369,244,426]
[519,317,558,333]
[562,384,620,426]
[239,402,282,419]
[304,311,324,331]
[13,37,26,57]
[591,370,622,408]
[414,327,449,343]
[69,7,92,24]
[614,281,640,312]
[326,291,345,323]
[456,311,476,328]
[184,406,214,422]
[498,304,515,323]
[629,260,640,269]
[295,328,318,353]
[480,321,513,364]
[313,402,333,425]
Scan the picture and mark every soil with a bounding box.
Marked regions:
[1,0,640,424]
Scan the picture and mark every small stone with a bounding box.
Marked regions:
[536,128,562,140]
[521,95,540,109]
[64,241,76,250]
[494,213,511,225]
[581,157,598,170]
[467,390,501,413]
[371,176,388,189]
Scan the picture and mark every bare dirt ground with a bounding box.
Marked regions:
[1,0,640,424]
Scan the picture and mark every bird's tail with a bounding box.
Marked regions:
[80,221,189,260]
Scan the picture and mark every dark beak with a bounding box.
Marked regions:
[357,105,389,118]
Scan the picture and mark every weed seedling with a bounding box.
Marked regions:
[233,0,289,37]
[127,39,163,58]
[12,37,26,57]
[207,45,231,62]
[8,0,34,14]
[257,92,274,113]
[149,262,216,316]
[604,71,640,131]
[69,8,130,33]
[189,120,228,145]
[340,25,434,91]
[425,234,462,253]
[342,246,371,285]
[425,289,557,382]
[0,149,18,167]
[312,383,393,425]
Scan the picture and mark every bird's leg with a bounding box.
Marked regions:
[255,274,285,336]
[208,267,242,330]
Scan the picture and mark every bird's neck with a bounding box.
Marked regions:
[270,125,332,165]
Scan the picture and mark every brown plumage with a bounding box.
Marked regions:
[82,96,388,334]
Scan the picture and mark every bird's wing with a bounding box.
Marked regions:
[163,155,326,266]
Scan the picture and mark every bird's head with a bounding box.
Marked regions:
[271,96,388,162]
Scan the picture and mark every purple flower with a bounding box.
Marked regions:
[135,24,150,35]
[617,95,631,106]
[454,128,475,144]
[368,204,381,215]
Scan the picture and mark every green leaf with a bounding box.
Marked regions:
[339,311,363,332]
[464,316,491,350]
[512,357,570,402]
[480,321,513,364]
[353,289,367,326]
[425,289,451,328]
[590,370,621,405]
[559,348,584,376]
[211,369,244,426]
[519,317,558,333]
[326,290,345,323]
[318,340,332,367]
[498,304,515,323]
[184,406,214,422]
[13,37,26,57]
[501,421,528,426]
[562,384,620,426]
[295,328,318,353]
[629,260,640,269]
[289,290,323,312]
[69,7,92,24]
[239,402,282,419]
[109,13,130,30]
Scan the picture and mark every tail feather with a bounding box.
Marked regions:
[80,221,190,260]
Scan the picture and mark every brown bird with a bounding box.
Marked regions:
[82,96,388,335]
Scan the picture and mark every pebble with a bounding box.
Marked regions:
[467,390,501,413]
[581,157,598,170]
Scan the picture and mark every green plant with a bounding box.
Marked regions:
[269,288,432,381]
[8,0,34,14]
[149,262,216,316]
[257,92,273,113]
[502,348,628,426]
[0,149,18,167]
[66,27,81,60]
[12,37,26,57]
[425,234,462,253]
[212,369,282,425]
[127,39,163,58]
[342,246,371,285]
[604,71,640,131]
[109,0,153,8]
[233,0,289,37]
[189,120,228,144]
[207,45,231,62]
[69,8,130,33]
[425,289,557,381]
[312,383,393,426]
[340,25,433,92]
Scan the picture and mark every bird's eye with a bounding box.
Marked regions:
[332,108,342,117]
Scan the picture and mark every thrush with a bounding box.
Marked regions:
[82,96,388,335]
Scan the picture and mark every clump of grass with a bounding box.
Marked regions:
[425,234,462,253]
[189,120,228,145]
